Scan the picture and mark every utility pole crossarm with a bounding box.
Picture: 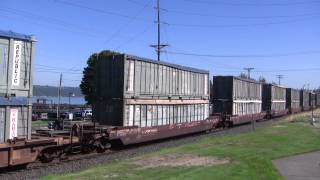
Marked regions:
[244,67,254,79]
[276,75,284,85]
[150,0,168,61]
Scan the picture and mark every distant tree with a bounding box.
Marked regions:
[80,50,121,105]
[239,73,248,79]
[258,76,266,83]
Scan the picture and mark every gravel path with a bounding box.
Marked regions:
[0,118,280,180]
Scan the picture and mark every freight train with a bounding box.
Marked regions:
[0,31,319,168]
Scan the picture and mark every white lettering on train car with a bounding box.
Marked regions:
[12,41,22,86]
[9,109,18,139]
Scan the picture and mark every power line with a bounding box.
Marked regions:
[169,17,317,28]
[105,0,153,45]
[115,26,151,51]
[0,7,109,36]
[256,68,320,72]
[126,0,153,7]
[168,46,242,69]
[36,67,82,72]
[35,70,83,75]
[182,0,320,6]
[166,50,320,58]
[218,67,320,73]
[166,9,320,19]
[35,64,83,72]
[124,0,320,19]
[0,11,103,39]
[54,0,153,22]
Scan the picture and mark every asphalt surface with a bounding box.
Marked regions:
[273,151,320,180]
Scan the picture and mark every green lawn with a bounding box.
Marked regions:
[32,119,51,128]
[42,112,320,180]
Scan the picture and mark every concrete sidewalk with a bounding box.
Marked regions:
[273,151,320,180]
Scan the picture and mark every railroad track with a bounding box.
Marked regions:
[0,116,294,180]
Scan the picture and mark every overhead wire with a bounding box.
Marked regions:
[166,50,320,58]
[182,0,320,6]
[0,7,108,36]
[49,0,317,30]
[218,67,320,73]
[53,0,153,22]
[127,0,320,19]
[166,9,320,19]
[35,64,83,72]
[105,0,153,46]
[0,11,102,39]
[169,16,317,28]
[114,26,152,51]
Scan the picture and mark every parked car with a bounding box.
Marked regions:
[82,109,92,117]
[60,112,73,120]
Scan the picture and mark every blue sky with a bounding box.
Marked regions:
[1,0,319,89]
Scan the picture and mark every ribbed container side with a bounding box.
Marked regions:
[272,85,286,111]
[212,76,262,116]
[0,97,31,143]
[286,88,300,109]
[122,103,210,127]
[300,90,310,108]
[310,93,316,107]
[123,56,209,99]
[96,54,209,100]
[0,31,35,97]
[263,84,286,112]
[94,100,209,127]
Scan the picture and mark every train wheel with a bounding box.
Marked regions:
[40,149,55,163]
[81,136,96,154]
[224,121,233,128]
[96,138,111,153]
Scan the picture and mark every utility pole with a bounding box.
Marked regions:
[150,0,168,61]
[244,67,254,79]
[276,75,283,85]
[57,73,62,128]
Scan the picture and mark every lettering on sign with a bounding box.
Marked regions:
[9,109,18,139]
[12,41,22,86]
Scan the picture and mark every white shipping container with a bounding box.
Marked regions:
[0,105,31,143]
[123,103,210,127]
[0,31,35,97]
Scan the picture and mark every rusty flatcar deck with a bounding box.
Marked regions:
[108,116,220,145]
